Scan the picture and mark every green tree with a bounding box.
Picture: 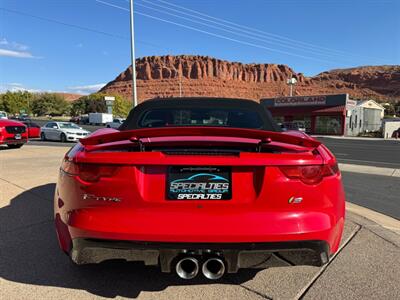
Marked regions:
[112,96,131,117]
[71,93,131,117]
[70,97,87,116]
[0,91,33,114]
[31,93,70,116]
[71,94,106,115]
[0,94,4,111]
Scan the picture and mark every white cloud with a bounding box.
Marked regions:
[68,83,106,94]
[0,38,37,58]
[0,38,29,50]
[0,48,35,58]
[0,83,42,93]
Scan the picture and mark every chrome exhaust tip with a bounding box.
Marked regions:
[175,257,200,279]
[202,258,225,280]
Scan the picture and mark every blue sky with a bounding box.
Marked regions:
[0,0,399,94]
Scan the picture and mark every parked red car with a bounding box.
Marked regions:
[0,119,28,149]
[55,98,345,280]
[23,121,41,138]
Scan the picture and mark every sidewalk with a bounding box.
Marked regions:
[301,211,400,300]
[339,163,400,177]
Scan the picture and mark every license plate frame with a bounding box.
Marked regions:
[167,166,232,200]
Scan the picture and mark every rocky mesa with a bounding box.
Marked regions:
[99,55,400,103]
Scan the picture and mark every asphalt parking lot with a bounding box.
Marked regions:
[0,145,399,299]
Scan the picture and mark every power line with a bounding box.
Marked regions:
[138,0,343,59]
[135,0,354,61]
[95,0,336,64]
[0,7,159,48]
[151,0,386,62]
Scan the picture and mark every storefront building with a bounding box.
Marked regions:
[260,94,356,135]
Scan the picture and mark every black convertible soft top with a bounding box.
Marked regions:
[119,97,280,132]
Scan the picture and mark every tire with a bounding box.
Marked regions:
[7,144,23,149]
[40,132,47,141]
[60,133,67,143]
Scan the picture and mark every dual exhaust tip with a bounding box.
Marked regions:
[175,256,225,280]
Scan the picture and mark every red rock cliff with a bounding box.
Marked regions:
[100,55,399,102]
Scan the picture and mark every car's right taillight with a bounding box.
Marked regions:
[279,162,339,185]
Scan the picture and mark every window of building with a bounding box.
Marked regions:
[315,116,343,135]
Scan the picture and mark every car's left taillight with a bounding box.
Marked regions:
[279,161,339,185]
[61,144,119,183]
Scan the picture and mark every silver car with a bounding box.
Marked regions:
[105,118,125,129]
[41,122,90,142]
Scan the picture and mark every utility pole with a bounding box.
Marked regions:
[129,0,138,107]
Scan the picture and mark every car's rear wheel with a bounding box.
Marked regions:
[60,133,67,143]
[40,132,47,141]
[7,144,23,149]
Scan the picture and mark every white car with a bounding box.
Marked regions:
[41,122,90,142]
[105,118,125,129]
[0,111,8,119]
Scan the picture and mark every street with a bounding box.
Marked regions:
[341,172,400,220]
[318,138,400,169]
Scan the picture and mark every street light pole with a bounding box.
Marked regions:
[287,77,297,97]
[129,0,138,107]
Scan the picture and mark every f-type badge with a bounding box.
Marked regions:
[83,194,121,202]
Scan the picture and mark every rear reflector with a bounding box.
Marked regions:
[279,163,339,185]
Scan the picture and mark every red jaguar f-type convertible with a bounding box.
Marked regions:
[55,98,345,279]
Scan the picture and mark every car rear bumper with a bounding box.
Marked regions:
[69,237,331,272]
[55,207,344,271]
[64,208,343,243]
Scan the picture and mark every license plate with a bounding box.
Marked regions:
[14,134,21,140]
[167,166,231,200]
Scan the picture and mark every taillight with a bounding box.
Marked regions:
[61,143,119,182]
[279,162,339,185]
[77,164,119,182]
[61,160,119,182]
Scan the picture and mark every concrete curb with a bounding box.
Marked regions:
[346,202,400,236]
[339,163,400,177]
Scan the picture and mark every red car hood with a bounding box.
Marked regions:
[0,119,26,127]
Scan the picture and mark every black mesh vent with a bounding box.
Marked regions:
[162,149,240,156]
[5,126,26,134]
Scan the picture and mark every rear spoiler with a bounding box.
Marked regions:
[80,127,321,148]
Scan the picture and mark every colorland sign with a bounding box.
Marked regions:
[274,96,326,107]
